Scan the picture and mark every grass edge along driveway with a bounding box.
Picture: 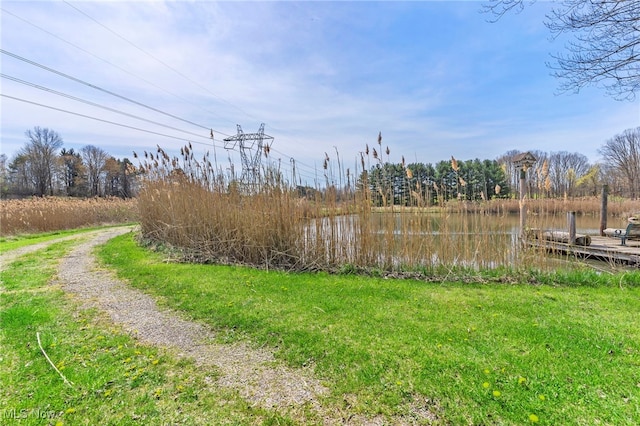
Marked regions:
[98,232,640,425]
[0,235,302,426]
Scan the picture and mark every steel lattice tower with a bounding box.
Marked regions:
[223,123,274,188]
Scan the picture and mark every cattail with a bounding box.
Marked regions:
[406,168,413,179]
[451,156,459,172]
[365,144,370,156]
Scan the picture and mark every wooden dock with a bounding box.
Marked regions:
[526,235,640,267]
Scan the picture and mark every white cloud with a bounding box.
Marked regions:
[2,0,638,183]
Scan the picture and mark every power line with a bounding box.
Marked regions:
[0,6,233,137]
[0,93,226,149]
[3,87,321,183]
[269,145,318,174]
[63,0,257,123]
[1,73,212,141]
[0,48,212,132]
[2,10,320,179]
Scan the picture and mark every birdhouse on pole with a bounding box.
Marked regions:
[513,152,537,238]
[513,152,537,177]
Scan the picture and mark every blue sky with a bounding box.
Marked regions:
[1,1,638,185]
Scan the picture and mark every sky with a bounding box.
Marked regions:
[1,0,639,185]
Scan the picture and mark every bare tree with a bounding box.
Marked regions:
[599,127,640,199]
[19,127,64,196]
[103,157,121,197]
[82,145,109,197]
[103,157,136,198]
[498,149,590,198]
[484,0,640,100]
[495,149,521,191]
[548,151,590,197]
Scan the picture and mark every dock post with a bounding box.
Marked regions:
[600,184,608,236]
[568,211,576,245]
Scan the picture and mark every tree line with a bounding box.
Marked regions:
[0,127,137,198]
[1,126,638,201]
[498,127,639,200]
[364,158,511,207]
[364,126,640,205]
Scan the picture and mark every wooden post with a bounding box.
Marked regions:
[519,169,526,238]
[567,211,576,245]
[514,152,536,239]
[600,184,608,236]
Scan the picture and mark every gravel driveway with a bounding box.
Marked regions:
[2,227,434,425]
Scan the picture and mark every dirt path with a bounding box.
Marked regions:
[56,228,329,411]
[0,234,86,271]
[4,228,432,425]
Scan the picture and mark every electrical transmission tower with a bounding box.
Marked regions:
[223,123,274,189]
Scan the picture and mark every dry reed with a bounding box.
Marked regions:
[133,142,636,274]
[446,197,638,217]
[0,197,138,236]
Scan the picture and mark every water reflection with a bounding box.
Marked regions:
[307,212,628,271]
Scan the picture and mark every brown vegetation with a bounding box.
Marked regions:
[0,197,138,235]
[133,144,640,273]
[444,197,638,217]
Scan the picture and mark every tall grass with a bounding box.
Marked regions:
[448,197,638,217]
[133,142,638,275]
[0,197,138,236]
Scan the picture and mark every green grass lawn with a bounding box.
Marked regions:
[0,238,295,425]
[97,233,640,425]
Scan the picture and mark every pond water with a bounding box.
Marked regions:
[307,212,630,271]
